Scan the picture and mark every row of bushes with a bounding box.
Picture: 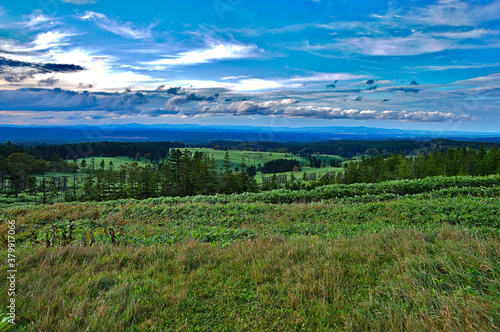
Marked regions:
[136,174,500,205]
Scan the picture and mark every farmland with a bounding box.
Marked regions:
[185,148,344,183]
[1,174,499,331]
[32,149,343,186]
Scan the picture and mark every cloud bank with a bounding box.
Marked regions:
[0,87,474,123]
[0,88,148,113]
[196,103,471,122]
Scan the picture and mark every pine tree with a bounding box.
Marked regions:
[169,149,182,196]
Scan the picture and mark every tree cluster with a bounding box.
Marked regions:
[261,158,301,174]
[0,149,258,202]
[338,145,500,184]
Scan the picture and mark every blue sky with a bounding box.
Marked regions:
[0,0,499,132]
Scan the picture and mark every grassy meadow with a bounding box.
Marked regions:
[37,149,345,186]
[0,175,499,331]
[187,148,344,183]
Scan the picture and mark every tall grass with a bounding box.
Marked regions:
[1,175,499,331]
[2,227,498,331]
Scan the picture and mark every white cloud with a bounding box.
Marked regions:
[169,72,366,92]
[79,11,152,40]
[147,41,258,66]
[405,0,500,27]
[334,26,500,56]
[285,72,366,83]
[0,10,60,31]
[203,99,298,115]
[120,64,148,70]
[229,73,366,91]
[279,106,471,122]
[430,29,500,40]
[23,11,57,29]
[47,49,158,90]
[412,62,500,71]
[33,31,74,50]
[0,31,73,54]
[267,1,500,58]
[221,75,249,80]
[454,73,500,85]
[177,99,473,122]
[345,33,454,56]
[0,45,158,91]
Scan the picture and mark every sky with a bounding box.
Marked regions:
[0,0,499,132]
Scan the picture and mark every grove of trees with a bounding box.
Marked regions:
[1,140,500,203]
[335,145,500,185]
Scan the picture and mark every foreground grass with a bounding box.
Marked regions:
[1,227,499,331]
[2,186,499,248]
[1,175,499,331]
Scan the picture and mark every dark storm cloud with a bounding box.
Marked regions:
[166,86,182,94]
[141,108,181,117]
[165,93,218,110]
[100,92,149,112]
[0,57,85,83]
[0,88,97,110]
[39,76,59,86]
[3,71,36,83]
[79,83,94,89]
[0,57,85,74]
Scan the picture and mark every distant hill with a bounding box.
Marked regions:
[1,124,500,144]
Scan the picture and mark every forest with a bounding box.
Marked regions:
[1,140,500,202]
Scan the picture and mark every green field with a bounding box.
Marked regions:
[73,149,343,172]
[33,157,137,183]
[187,148,344,183]
[1,175,499,331]
[30,150,344,187]
[187,148,343,167]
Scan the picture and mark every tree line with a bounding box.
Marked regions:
[328,145,500,185]
[2,141,500,203]
[0,150,258,202]
[204,138,500,158]
[0,141,185,164]
[3,138,499,162]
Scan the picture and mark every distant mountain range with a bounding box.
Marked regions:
[1,124,500,144]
